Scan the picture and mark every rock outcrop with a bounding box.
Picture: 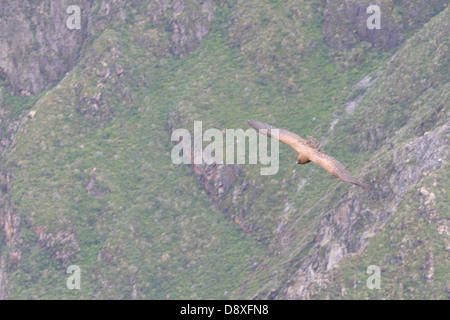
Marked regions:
[0,0,447,300]
[0,0,216,95]
[0,0,93,95]
[322,0,447,50]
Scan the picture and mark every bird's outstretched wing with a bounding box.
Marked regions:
[247,120,370,189]
[246,120,308,154]
[311,152,371,189]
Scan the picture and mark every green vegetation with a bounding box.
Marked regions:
[0,1,448,299]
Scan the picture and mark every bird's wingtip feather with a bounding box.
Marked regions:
[357,181,371,190]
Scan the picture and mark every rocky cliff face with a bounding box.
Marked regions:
[0,1,448,299]
[322,0,446,50]
[0,0,218,299]
[168,3,449,299]
[284,118,449,298]
[0,0,215,96]
[0,0,93,95]
[268,6,449,298]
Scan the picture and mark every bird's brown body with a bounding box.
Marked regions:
[247,120,370,189]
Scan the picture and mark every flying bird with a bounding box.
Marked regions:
[247,120,370,189]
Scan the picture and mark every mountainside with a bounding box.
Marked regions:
[0,1,448,299]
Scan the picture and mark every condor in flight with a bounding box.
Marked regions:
[247,120,370,189]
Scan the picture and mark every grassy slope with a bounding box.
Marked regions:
[5,18,265,300]
[310,7,450,298]
[1,1,448,299]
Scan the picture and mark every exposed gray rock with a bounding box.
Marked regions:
[0,0,94,95]
[322,0,447,50]
[0,0,215,95]
[283,119,449,299]
[171,0,215,57]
